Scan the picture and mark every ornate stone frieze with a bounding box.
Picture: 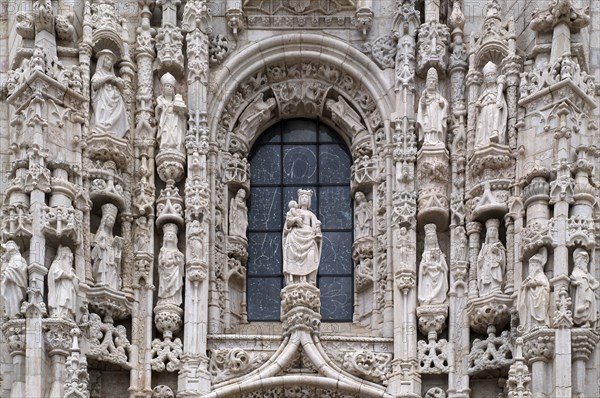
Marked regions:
[418,339,450,374]
[208,348,268,384]
[243,0,357,29]
[1,202,33,240]
[467,329,513,375]
[85,313,131,368]
[342,350,392,385]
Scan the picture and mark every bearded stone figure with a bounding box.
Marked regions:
[518,247,550,331]
[156,72,187,153]
[417,67,448,149]
[570,248,599,328]
[158,223,185,306]
[48,245,79,319]
[91,49,129,138]
[418,224,448,305]
[92,203,123,290]
[477,219,506,296]
[475,61,507,148]
[282,189,322,285]
[0,240,28,318]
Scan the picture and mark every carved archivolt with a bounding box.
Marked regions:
[209,34,394,157]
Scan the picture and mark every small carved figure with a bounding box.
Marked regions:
[158,224,184,306]
[0,241,28,318]
[518,247,550,331]
[396,226,412,266]
[477,219,506,296]
[418,224,448,305]
[134,216,152,253]
[188,220,205,262]
[92,203,123,290]
[48,245,79,319]
[156,72,187,152]
[570,248,599,328]
[91,50,129,137]
[229,189,248,238]
[417,68,448,149]
[282,189,322,285]
[354,191,373,239]
[452,226,468,262]
[235,94,277,138]
[475,61,507,148]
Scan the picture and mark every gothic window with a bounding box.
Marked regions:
[246,119,354,322]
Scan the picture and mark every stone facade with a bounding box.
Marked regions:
[0,0,599,397]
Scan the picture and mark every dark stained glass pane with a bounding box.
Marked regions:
[319,144,351,184]
[319,232,353,275]
[282,119,318,142]
[250,145,281,184]
[319,276,353,321]
[257,124,281,143]
[247,278,282,321]
[283,145,317,185]
[319,123,344,143]
[248,233,282,276]
[248,187,282,230]
[318,186,352,230]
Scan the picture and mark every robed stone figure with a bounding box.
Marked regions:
[570,248,599,328]
[417,68,448,149]
[158,223,185,306]
[418,224,448,305]
[283,189,322,285]
[1,241,28,318]
[91,49,129,138]
[92,203,123,290]
[48,245,79,319]
[518,247,550,331]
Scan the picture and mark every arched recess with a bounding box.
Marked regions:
[208,33,396,336]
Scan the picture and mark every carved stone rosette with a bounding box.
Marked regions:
[280,282,321,336]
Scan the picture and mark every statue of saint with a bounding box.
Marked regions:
[354,191,372,239]
[156,72,187,152]
[518,247,550,331]
[418,224,448,305]
[48,245,78,319]
[417,68,448,149]
[477,219,506,296]
[570,248,599,328]
[134,216,152,253]
[1,241,28,318]
[282,190,322,285]
[235,94,277,138]
[91,49,129,138]
[475,61,507,148]
[158,223,184,306]
[92,203,123,290]
[229,189,248,238]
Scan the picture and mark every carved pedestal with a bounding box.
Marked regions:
[466,293,512,335]
[417,147,450,227]
[280,283,321,336]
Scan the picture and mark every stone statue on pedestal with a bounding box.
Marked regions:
[229,189,248,238]
[417,68,448,149]
[92,203,123,290]
[283,189,322,285]
[48,245,78,319]
[158,223,184,306]
[156,72,187,153]
[477,219,506,296]
[570,248,599,328]
[418,224,448,305]
[91,49,129,138]
[0,240,28,318]
[518,247,550,331]
[354,191,372,239]
[475,61,507,148]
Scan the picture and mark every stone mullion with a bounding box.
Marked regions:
[178,8,212,393]
[447,20,469,398]
[130,1,156,396]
